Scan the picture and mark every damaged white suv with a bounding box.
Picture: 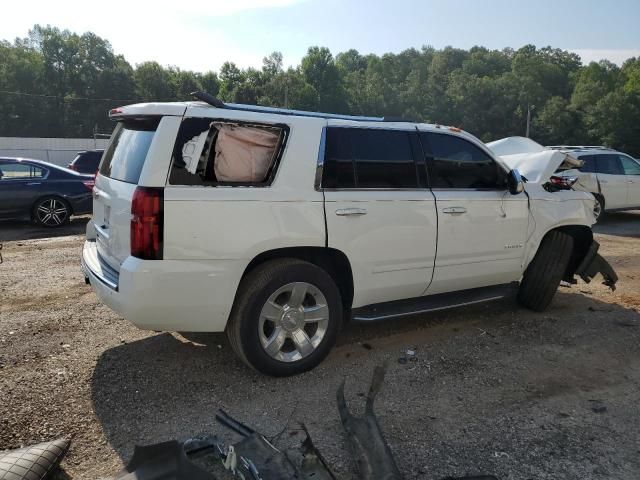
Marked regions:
[82,93,617,376]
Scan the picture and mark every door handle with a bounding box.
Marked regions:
[600,180,608,184]
[442,207,467,214]
[627,180,635,184]
[26,182,41,186]
[335,208,367,216]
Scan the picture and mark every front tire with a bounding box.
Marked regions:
[517,230,574,312]
[33,197,71,227]
[226,259,343,376]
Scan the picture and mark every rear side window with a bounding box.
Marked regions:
[169,118,286,186]
[421,132,505,189]
[619,155,640,175]
[0,162,45,179]
[99,119,158,184]
[596,154,624,175]
[577,155,597,173]
[75,151,103,167]
[322,127,419,188]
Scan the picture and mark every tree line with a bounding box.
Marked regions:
[1,25,639,156]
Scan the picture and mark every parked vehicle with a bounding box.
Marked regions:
[68,149,104,174]
[0,157,94,227]
[548,146,640,220]
[82,95,617,376]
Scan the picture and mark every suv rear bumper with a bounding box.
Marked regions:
[82,240,243,332]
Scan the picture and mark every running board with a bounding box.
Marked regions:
[351,283,518,322]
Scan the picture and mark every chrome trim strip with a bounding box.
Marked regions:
[353,295,505,321]
[314,126,327,191]
[82,241,119,291]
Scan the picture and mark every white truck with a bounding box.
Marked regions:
[82,94,617,376]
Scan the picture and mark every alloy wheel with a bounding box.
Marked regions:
[36,199,69,226]
[258,282,330,362]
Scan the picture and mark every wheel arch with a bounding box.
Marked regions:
[240,246,354,313]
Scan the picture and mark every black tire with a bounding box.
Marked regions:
[226,258,343,376]
[33,196,71,228]
[517,230,574,312]
[593,194,605,222]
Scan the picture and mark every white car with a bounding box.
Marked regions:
[82,94,617,376]
[548,146,640,219]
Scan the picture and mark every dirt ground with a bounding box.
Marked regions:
[1,213,639,480]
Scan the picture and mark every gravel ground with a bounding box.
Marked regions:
[1,213,639,480]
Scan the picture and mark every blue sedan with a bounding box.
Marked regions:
[0,158,94,227]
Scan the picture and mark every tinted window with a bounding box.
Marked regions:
[322,127,355,188]
[596,154,624,175]
[75,151,103,167]
[99,120,158,184]
[421,132,505,189]
[0,162,45,179]
[619,155,640,175]
[322,127,419,188]
[577,155,597,173]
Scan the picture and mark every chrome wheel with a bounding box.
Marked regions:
[258,282,330,362]
[36,198,69,226]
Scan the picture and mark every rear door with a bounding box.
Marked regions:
[618,154,640,207]
[595,154,627,209]
[322,124,438,308]
[419,130,529,295]
[93,116,179,270]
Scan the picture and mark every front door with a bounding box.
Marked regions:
[321,125,438,308]
[418,130,529,295]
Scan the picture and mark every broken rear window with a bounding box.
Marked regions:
[168,118,287,186]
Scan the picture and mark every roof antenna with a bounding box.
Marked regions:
[191,91,225,108]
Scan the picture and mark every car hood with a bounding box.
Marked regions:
[486,136,582,183]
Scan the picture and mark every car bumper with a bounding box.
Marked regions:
[81,240,244,332]
[575,240,618,290]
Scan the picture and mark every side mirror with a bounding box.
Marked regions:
[507,169,524,195]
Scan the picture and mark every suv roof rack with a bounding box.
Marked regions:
[547,145,608,150]
[191,91,415,123]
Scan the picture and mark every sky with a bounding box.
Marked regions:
[2,0,639,72]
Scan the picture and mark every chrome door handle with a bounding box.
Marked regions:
[442,207,467,214]
[335,208,367,216]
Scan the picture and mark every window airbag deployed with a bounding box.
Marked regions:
[213,123,280,182]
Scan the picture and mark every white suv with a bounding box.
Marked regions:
[549,146,640,219]
[82,94,617,376]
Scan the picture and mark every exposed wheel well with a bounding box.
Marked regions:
[241,247,354,312]
[545,225,593,281]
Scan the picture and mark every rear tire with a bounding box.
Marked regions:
[226,259,343,377]
[33,196,71,228]
[517,230,574,312]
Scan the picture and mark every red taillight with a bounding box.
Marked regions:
[130,187,163,260]
[549,175,577,189]
[82,179,95,190]
[68,164,77,171]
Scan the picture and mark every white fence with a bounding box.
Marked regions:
[0,137,110,167]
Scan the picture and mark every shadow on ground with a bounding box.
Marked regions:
[593,210,640,237]
[90,291,640,478]
[0,216,89,242]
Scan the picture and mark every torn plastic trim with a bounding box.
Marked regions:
[337,363,403,480]
[574,241,618,290]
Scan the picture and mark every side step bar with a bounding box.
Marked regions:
[351,283,518,322]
